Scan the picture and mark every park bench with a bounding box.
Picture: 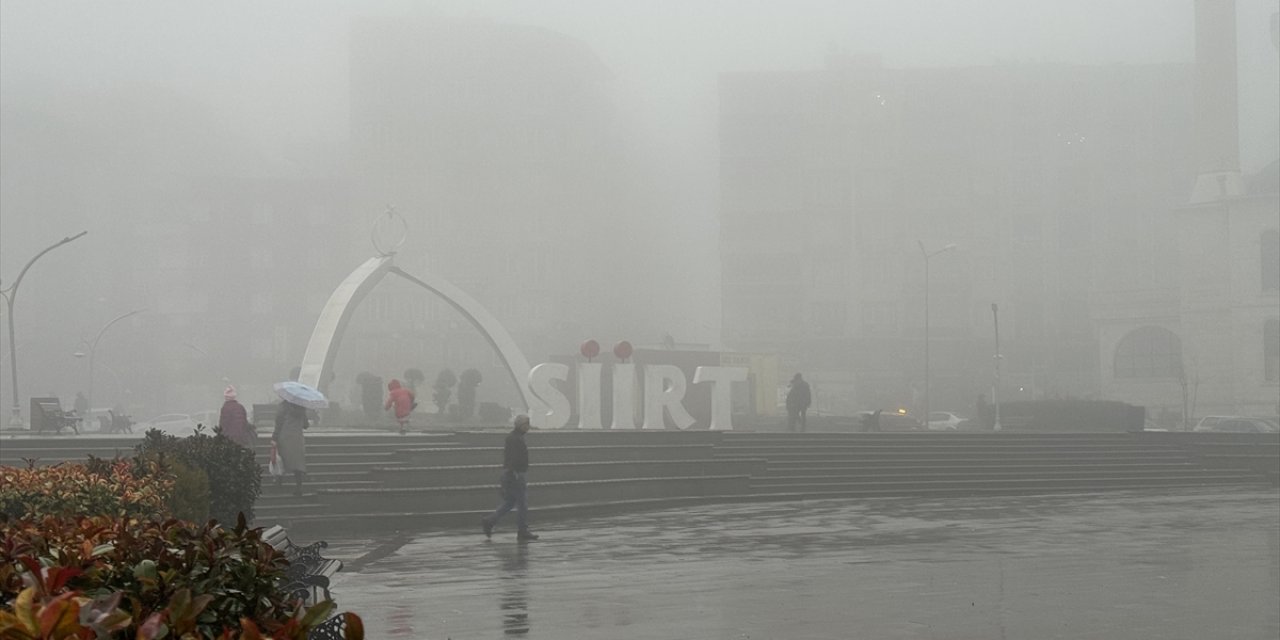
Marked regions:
[30,398,80,435]
[262,525,343,605]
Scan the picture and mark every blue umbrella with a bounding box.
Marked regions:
[273,381,329,410]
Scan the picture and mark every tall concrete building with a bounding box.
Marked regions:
[719,57,1197,416]
[0,86,352,417]
[346,18,653,407]
[1092,0,1280,424]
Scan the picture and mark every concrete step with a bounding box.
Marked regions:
[396,444,717,466]
[756,467,1241,484]
[370,458,767,488]
[723,433,1145,443]
[247,437,463,455]
[253,502,330,519]
[716,442,1167,453]
[257,494,748,535]
[747,450,1192,465]
[762,462,1206,476]
[716,443,1178,455]
[259,480,383,496]
[751,473,1260,494]
[317,475,751,513]
[250,451,399,465]
[763,455,1196,469]
[451,430,725,447]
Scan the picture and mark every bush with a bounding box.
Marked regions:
[356,373,383,418]
[136,427,261,525]
[999,399,1146,432]
[457,368,482,419]
[433,368,457,414]
[478,401,512,423]
[166,459,211,523]
[0,514,362,638]
[0,458,173,523]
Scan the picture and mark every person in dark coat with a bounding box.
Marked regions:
[786,373,812,432]
[384,378,415,435]
[73,392,88,418]
[481,415,538,541]
[273,400,309,496]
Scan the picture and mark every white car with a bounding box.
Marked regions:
[135,413,199,437]
[1193,416,1278,433]
[927,411,964,431]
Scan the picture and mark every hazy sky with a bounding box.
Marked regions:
[1,0,1276,414]
[2,1,1276,219]
[0,3,1203,141]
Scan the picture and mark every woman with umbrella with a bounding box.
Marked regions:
[272,381,327,496]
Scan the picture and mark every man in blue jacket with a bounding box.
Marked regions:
[482,414,539,541]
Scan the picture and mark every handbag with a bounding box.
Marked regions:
[268,442,284,476]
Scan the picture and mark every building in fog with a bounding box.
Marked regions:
[346,17,654,408]
[1091,0,1280,424]
[0,86,353,417]
[718,56,1196,416]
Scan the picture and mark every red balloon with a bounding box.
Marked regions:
[613,340,633,360]
[580,339,600,359]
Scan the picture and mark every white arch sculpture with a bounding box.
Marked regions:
[296,255,536,411]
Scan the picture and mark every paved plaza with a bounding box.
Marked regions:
[328,488,1279,639]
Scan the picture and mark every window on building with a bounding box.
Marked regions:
[1114,326,1182,379]
[1266,318,1279,383]
[862,305,897,336]
[1262,230,1279,293]
[810,301,846,337]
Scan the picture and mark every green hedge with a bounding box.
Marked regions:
[136,427,261,524]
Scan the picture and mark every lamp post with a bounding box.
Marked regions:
[79,309,146,419]
[991,302,1002,431]
[918,241,956,429]
[1,231,89,426]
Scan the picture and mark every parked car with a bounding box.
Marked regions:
[927,411,964,431]
[1193,417,1278,433]
[857,410,924,431]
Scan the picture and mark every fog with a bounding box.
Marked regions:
[1,1,1277,423]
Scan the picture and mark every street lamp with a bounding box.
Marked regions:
[80,309,146,419]
[917,240,956,429]
[991,302,1002,431]
[0,231,89,426]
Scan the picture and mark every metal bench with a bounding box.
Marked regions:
[30,398,79,435]
[262,525,344,605]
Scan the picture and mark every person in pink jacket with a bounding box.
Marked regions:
[218,386,255,448]
[385,379,415,434]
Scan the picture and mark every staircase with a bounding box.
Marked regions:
[3,429,1274,536]
[720,432,1274,499]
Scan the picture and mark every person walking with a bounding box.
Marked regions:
[218,386,255,448]
[481,415,539,541]
[73,392,88,419]
[385,378,415,435]
[786,373,812,432]
[862,408,882,432]
[272,400,309,496]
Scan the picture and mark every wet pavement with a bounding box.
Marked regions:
[329,488,1280,639]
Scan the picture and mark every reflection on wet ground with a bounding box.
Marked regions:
[329,488,1280,639]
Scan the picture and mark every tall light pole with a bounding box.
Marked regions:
[78,309,146,418]
[918,241,956,429]
[991,303,1003,431]
[0,231,89,426]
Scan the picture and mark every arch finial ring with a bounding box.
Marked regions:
[372,206,409,256]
